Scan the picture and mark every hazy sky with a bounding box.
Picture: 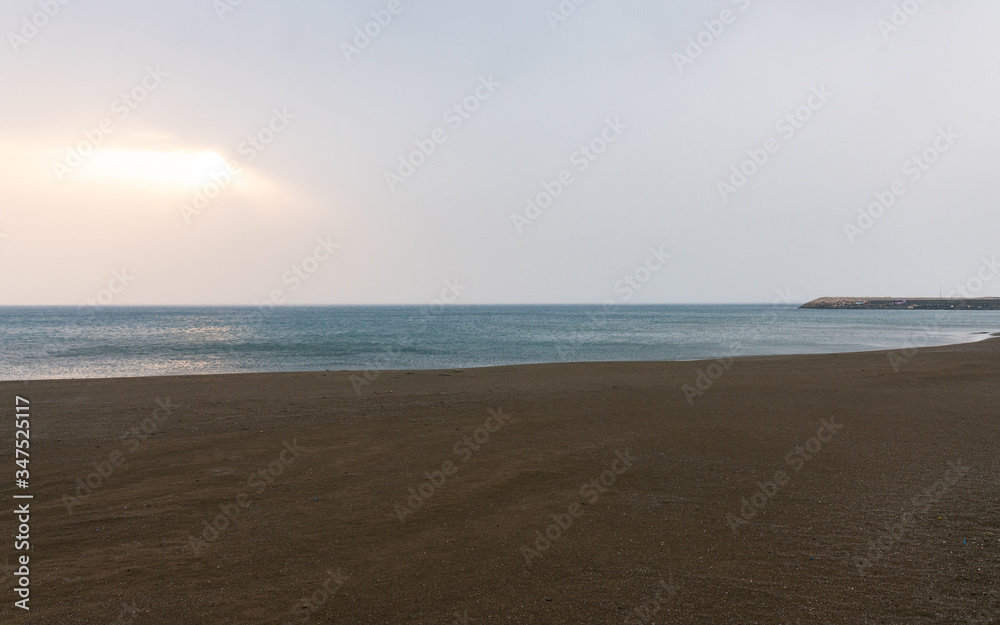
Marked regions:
[2,0,999,305]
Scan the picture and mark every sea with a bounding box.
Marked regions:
[1,305,998,380]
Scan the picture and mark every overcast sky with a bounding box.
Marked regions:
[2,0,998,305]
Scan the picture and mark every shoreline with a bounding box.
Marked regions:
[4,334,999,384]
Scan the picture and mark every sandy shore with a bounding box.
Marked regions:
[2,339,999,624]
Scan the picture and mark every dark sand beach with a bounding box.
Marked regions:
[2,339,999,624]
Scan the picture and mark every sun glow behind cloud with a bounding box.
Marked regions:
[74,149,232,191]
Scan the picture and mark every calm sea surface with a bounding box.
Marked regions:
[1,305,998,380]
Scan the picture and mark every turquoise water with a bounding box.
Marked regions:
[0,305,997,380]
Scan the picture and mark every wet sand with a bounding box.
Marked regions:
[1,339,999,624]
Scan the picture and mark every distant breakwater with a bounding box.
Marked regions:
[801,298,1000,310]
